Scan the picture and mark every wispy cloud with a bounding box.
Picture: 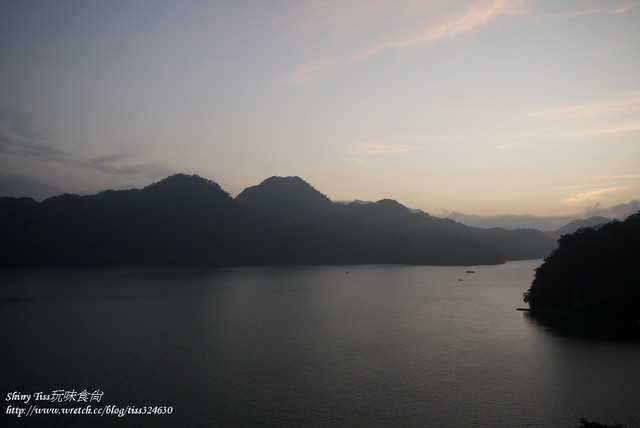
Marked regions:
[349,0,527,62]
[273,0,529,86]
[353,91,640,153]
[347,133,456,157]
[492,141,529,150]
[526,92,640,119]
[273,58,337,88]
[350,141,419,155]
[430,92,640,143]
[0,107,72,163]
[585,199,640,219]
[562,187,627,205]
[535,3,636,19]
[610,173,640,179]
[0,107,170,179]
[522,91,640,140]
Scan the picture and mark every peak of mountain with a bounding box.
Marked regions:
[134,174,240,217]
[1,173,268,267]
[373,198,409,211]
[144,173,229,197]
[238,176,330,202]
[547,216,612,241]
[336,199,373,205]
[42,192,85,206]
[236,176,555,262]
[260,175,312,187]
[236,175,334,223]
[345,198,413,225]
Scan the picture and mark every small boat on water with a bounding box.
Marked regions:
[466,270,475,274]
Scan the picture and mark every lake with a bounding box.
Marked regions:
[2,260,639,427]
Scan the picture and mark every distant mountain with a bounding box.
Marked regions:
[446,212,575,231]
[546,216,612,242]
[1,173,556,268]
[473,227,557,261]
[1,174,278,267]
[336,199,374,205]
[236,176,555,263]
[236,176,336,224]
[337,199,424,213]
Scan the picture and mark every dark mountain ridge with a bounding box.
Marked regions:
[545,216,612,241]
[1,174,275,266]
[446,212,575,231]
[236,176,555,262]
[2,173,556,268]
[240,176,504,265]
[523,211,640,339]
[236,176,336,224]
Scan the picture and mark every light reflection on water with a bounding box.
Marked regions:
[2,260,639,427]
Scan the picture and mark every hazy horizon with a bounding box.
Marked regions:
[1,1,639,217]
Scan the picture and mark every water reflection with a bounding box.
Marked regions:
[4,261,640,427]
[525,311,640,342]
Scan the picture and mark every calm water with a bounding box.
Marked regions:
[2,260,639,427]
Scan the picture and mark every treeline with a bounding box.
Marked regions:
[1,174,556,268]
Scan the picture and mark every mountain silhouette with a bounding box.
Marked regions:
[546,215,612,242]
[473,227,557,261]
[524,211,640,339]
[236,176,336,224]
[235,175,555,264]
[1,174,276,266]
[2,173,556,267]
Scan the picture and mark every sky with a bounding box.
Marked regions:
[1,0,639,217]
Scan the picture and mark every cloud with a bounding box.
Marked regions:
[0,106,170,179]
[561,187,627,205]
[610,173,640,179]
[535,3,636,19]
[345,91,639,155]
[585,199,640,219]
[344,157,364,165]
[83,150,171,178]
[422,92,640,146]
[349,0,527,62]
[0,107,73,163]
[273,58,338,88]
[350,141,419,155]
[492,141,529,150]
[526,92,640,119]
[273,0,528,86]
[347,134,445,156]
[522,91,640,140]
